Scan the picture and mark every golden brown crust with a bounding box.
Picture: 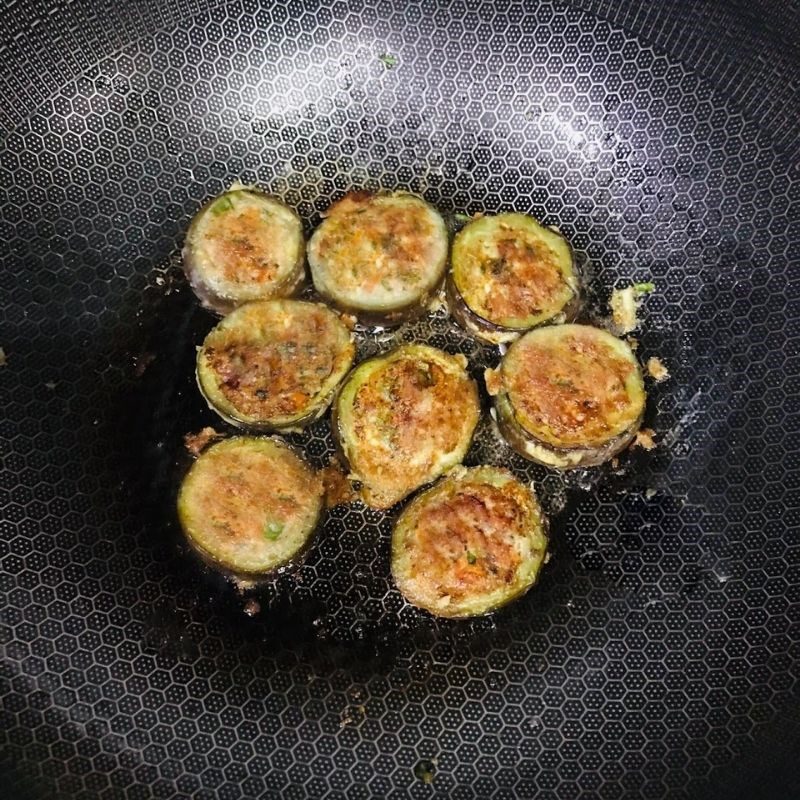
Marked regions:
[450,213,577,332]
[204,307,341,418]
[308,192,448,318]
[350,359,475,505]
[321,190,374,218]
[183,427,224,457]
[335,346,480,509]
[391,465,548,617]
[465,236,566,321]
[408,481,528,602]
[320,458,358,508]
[646,356,669,382]
[484,367,502,397]
[504,327,642,449]
[177,438,323,577]
[203,203,284,285]
[198,300,355,428]
[183,190,305,314]
[314,196,437,291]
[194,447,315,542]
[633,428,657,450]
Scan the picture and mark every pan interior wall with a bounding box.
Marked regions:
[1,2,798,799]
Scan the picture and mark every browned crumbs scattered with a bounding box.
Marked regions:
[633,428,657,451]
[321,458,358,508]
[646,356,670,382]
[133,351,157,377]
[233,577,256,594]
[243,599,261,617]
[340,312,358,330]
[427,288,448,314]
[626,336,639,351]
[183,426,224,457]
[339,704,366,728]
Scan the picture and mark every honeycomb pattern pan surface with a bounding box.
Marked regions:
[1,1,799,798]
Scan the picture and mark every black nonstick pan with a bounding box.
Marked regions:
[2,1,799,798]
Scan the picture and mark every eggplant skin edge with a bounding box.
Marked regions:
[493,390,643,469]
[391,465,549,619]
[446,214,581,343]
[314,281,443,329]
[331,345,480,510]
[176,437,324,582]
[182,189,306,316]
[445,272,581,345]
[308,191,449,327]
[195,300,355,433]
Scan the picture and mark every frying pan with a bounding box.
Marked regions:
[2,1,799,798]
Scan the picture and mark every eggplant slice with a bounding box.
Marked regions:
[392,465,548,618]
[485,324,646,468]
[332,344,480,509]
[177,436,324,580]
[196,299,355,432]
[182,188,305,314]
[448,212,580,344]
[307,191,449,326]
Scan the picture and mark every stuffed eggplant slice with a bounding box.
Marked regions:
[307,191,449,325]
[485,324,646,468]
[447,212,580,344]
[196,299,355,432]
[333,344,480,509]
[391,466,548,618]
[183,188,305,314]
[177,437,324,579]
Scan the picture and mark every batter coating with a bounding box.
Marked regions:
[197,300,355,431]
[177,437,323,578]
[183,188,305,314]
[486,324,645,468]
[333,344,480,509]
[392,466,548,618]
[449,213,579,343]
[308,191,448,323]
